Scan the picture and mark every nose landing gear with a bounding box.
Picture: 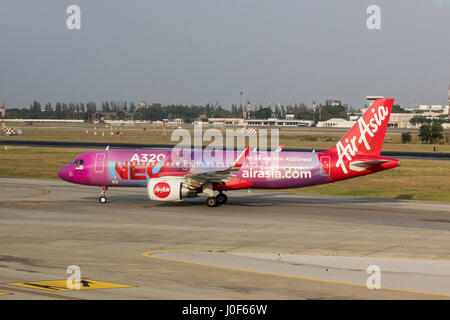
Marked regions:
[99,186,108,204]
[206,197,218,207]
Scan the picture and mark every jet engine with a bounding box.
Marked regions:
[147,178,197,201]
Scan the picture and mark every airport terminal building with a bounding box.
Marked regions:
[207,118,313,127]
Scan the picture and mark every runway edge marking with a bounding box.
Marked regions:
[142,249,450,298]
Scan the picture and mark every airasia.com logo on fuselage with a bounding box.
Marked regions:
[153,182,171,198]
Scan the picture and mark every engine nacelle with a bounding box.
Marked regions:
[147,178,197,202]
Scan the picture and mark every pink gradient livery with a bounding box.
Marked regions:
[58,99,399,207]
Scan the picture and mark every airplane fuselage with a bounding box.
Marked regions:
[58,149,398,190]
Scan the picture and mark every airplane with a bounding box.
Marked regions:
[58,99,399,207]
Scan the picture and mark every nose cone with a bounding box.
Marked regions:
[58,165,71,182]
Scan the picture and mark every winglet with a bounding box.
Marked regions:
[275,144,284,152]
[232,146,250,169]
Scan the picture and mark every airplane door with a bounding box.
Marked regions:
[74,159,85,183]
[95,153,106,173]
[319,155,331,176]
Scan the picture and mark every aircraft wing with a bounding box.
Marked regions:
[181,147,250,188]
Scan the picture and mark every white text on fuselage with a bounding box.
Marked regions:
[242,168,312,179]
[336,106,389,174]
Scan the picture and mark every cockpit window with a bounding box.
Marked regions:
[73,159,84,165]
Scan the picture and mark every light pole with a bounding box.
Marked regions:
[240,90,246,124]
[0,103,5,130]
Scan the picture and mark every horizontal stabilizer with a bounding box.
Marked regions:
[349,160,389,172]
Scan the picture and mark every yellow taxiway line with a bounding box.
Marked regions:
[0,285,82,300]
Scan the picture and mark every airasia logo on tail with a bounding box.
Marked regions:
[336,104,389,174]
[153,182,171,198]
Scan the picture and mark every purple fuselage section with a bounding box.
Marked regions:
[58,149,334,189]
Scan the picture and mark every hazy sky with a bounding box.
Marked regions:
[1,0,449,109]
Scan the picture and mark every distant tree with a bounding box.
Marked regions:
[437,114,450,123]
[129,102,136,113]
[133,111,143,121]
[237,105,243,117]
[295,105,314,120]
[213,106,232,118]
[62,103,69,118]
[30,100,41,118]
[320,104,349,121]
[418,124,431,144]
[102,102,110,112]
[231,104,239,117]
[392,104,408,113]
[55,103,62,119]
[42,103,54,119]
[134,103,166,121]
[401,132,412,143]
[286,104,294,114]
[85,102,97,116]
[410,115,430,125]
[116,110,125,120]
[7,101,329,123]
[430,122,444,143]
[254,108,273,119]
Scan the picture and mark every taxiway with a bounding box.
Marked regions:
[0,178,449,299]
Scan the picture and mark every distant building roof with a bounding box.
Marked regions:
[317,118,355,128]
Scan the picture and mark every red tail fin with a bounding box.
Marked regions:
[327,98,394,158]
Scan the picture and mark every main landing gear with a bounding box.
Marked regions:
[205,190,228,207]
[216,193,228,204]
[99,186,108,204]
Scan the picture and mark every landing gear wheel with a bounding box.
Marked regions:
[206,197,218,207]
[99,196,107,204]
[216,193,228,204]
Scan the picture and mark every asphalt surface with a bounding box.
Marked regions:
[0,177,450,299]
